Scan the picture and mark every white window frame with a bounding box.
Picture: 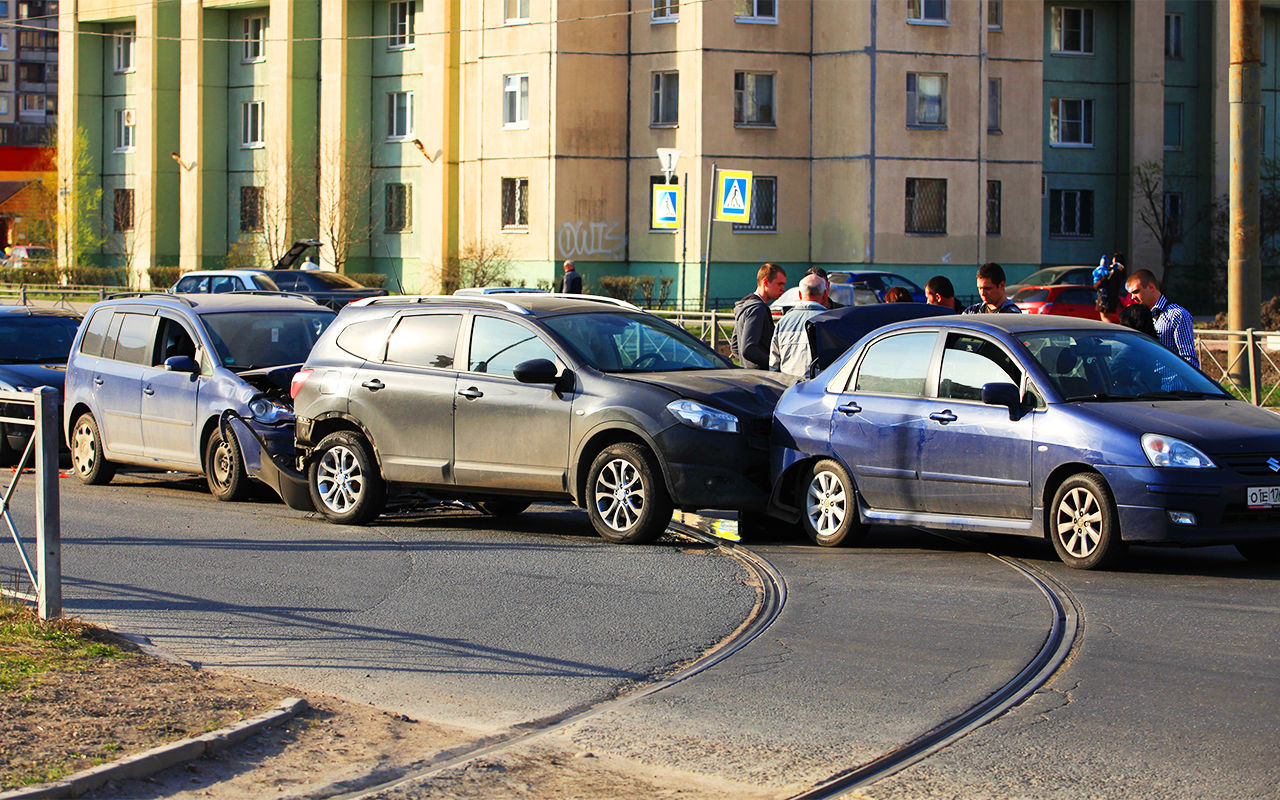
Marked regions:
[1165,13,1183,59]
[1050,97,1093,147]
[1164,102,1183,151]
[387,91,414,140]
[1051,7,1094,55]
[651,0,678,23]
[503,74,529,129]
[906,72,947,128]
[388,1,415,49]
[242,17,265,63]
[240,100,264,148]
[651,71,678,127]
[907,0,948,25]
[0,97,8,115]
[734,0,776,24]
[501,177,529,230]
[1,32,11,51]
[732,175,777,233]
[988,0,1002,30]
[987,77,1001,133]
[734,71,776,128]
[114,108,135,152]
[504,0,530,24]
[113,30,135,73]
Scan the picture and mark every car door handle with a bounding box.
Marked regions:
[929,410,957,424]
[361,379,385,391]
[143,386,154,396]
[93,377,104,386]
[837,402,862,416]
[458,387,484,400]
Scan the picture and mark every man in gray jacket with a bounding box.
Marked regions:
[770,273,828,378]
[732,263,787,370]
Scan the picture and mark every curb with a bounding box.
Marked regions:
[0,697,309,800]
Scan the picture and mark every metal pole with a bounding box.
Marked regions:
[680,171,688,311]
[34,387,61,619]
[1247,328,1260,405]
[1229,0,1263,391]
[702,163,718,312]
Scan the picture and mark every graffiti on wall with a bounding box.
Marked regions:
[557,220,627,260]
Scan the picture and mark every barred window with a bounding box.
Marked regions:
[385,183,411,232]
[905,178,946,235]
[1048,189,1093,238]
[502,177,528,229]
[240,186,264,232]
[733,176,776,232]
[986,180,1001,236]
[113,189,134,232]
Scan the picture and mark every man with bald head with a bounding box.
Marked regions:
[770,272,828,378]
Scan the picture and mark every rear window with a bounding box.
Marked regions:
[78,308,113,357]
[1013,288,1049,303]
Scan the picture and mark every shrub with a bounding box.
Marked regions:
[348,272,387,289]
[148,265,181,289]
[66,266,127,287]
[598,275,636,302]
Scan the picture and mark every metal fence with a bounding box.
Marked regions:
[0,284,111,310]
[0,387,61,619]
[1195,330,1280,407]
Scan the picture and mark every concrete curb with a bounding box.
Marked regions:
[0,697,309,800]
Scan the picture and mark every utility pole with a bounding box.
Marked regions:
[1229,0,1262,392]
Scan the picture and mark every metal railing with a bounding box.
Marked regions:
[0,284,111,310]
[653,309,736,353]
[1195,329,1280,407]
[0,386,61,619]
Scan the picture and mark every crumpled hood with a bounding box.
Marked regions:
[1079,399,1280,455]
[0,363,66,392]
[239,363,302,404]
[620,370,790,418]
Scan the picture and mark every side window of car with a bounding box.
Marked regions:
[386,314,460,369]
[336,318,390,361]
[939,333,1021,401]
[1060,288,1094,305]
[78,309,113,357]
[271,273,298,291]
[111,313,158,365]
[174,276,205,293]
[210,276,238,293]
[155,317,198,367]
[852,331,937,396]
[468,316,559,378]
[251,275,276,290]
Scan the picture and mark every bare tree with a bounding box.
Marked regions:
[261,169,315,268]
[1133,160,1210,272]
[106,195,148,285]
[305,134,377,273]
[445,238,514,292]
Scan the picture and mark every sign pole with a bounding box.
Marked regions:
[680,170,688,311]
[702,163,718,312]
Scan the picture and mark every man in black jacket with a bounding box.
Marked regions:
[560,259,583,293]
[732,262,787,370]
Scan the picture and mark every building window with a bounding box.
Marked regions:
[505,0,529,23]
[988,0,1002,30]
[501,177,529,229]
[733,176,777,232]
[1048,189,1093,238]
[652,0,677,22]
[905,178,947,235]
[0,3,8,15]
[114,109,135,152]
[907,0,947,24]
[503,74,529,128]
[906,73,947,127]
[387,91,413,139]
[649,174,678,231]
[389,1,414,49]
[1163,192,1182,237]
[242,17,265,62]
[18,63,43,83]
[0,64,10,82]
[1165,13,1183,59]
[734,71,775,127]
[17,94,44,113]
[1050,97,1093,146]
[1051,7,1093,55]
[241,100,264,147]
[113,30,134,72]
[0,33,9,50]
[240,186,264,232]
[1164,102,1183,150]
[385,183,411,232]
[986,180,1001,236]
[735,0,776,22]
[987,78,1001,133]
[651,71,678,127]
[113,189,134,232]
[0,97,7,114]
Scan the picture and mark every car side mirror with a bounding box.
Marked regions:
[981,382,1022,417]
[164,355,199,374]
[513,358,559,385]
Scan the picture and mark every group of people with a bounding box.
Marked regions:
[733,260,1199,379]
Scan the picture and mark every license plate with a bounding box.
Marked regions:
[1247,486,1280,509]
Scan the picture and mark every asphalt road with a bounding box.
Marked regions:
[2,471,1277,798]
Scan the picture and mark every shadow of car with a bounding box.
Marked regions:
[0,306,81,465]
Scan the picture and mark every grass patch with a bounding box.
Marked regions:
[0,598,127,693]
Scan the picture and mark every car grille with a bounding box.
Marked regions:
[1219,453,1280,478]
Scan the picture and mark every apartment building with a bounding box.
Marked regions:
[0,0,58,147]
[58,0,1230,303]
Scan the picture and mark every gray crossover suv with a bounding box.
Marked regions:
[291,294,789,543]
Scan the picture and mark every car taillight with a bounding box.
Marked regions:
[290,368,314,399]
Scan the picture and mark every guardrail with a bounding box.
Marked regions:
[653,309,736,353]
[0,386,61,619]
[1195,329,1280,407]
[0,284,112,310]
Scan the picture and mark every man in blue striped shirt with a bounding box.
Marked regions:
[1125,269,1200,369]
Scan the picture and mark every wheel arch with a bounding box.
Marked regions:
[572,426,662,507]
[65,402,94,445]
[769,453,834,522]
[1041,462,1111,540]
[307,413,384,472]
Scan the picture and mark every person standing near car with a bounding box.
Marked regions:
[770,273,828,378]
[733,263,787,370]
[925,275,963,313]
[560,259,583,294]
[1093,252,1126,321]
[963,262,1021,314]
[1125,268,1199,369]
[805,267,838,308]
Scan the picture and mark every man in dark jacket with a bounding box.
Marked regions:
[560,259,583,293]
[732,263,787,370]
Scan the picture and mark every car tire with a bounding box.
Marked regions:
[308,431,386,525]
[205,428,249,502]
[70,412,115,486]
[1050,473,1124,570]
[586,442,673,544]
[474,498,532,518]
[801,459,868,547]
[1235,540,1280,565]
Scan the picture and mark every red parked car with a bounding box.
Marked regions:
[1012,284,1132,323]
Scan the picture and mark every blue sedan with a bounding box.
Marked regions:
[769,315,1280,569]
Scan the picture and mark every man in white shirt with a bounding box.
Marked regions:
[770,273,829,378]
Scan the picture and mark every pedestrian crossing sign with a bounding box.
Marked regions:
[652,184,681,229]
[715,170,753,222]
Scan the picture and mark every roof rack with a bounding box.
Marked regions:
[106,291,195,306]
[541,293,641,311]
[351,294,533,315]
[228,290,320,304]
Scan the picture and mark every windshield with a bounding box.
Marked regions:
[201,310,335,371]
[1021,330,1229,401]
[0,315,81,363]
[543,311,732,372]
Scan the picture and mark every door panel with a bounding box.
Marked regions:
[96,312,155,457]
[140,316,202,466]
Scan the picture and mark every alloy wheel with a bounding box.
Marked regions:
[807,470,847,538]
[593,457,646,533]
[316,444,365,513]
[1056,486,1103,559]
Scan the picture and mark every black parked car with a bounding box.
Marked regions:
[259,270,387,310]
[285,294,790,543]
[0,305,81,465]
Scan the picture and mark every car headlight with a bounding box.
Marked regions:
[248,397,294,425]
[666,399,739,433]
[1141,433,1216,469]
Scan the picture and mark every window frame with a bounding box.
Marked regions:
[906,72,947,128]
[904,177,947,236]
[114,108,135,153]
[501,177,529,230]
[388,1,415,49]
[734,0,777,24]
[240,100,264,148]
[113,188,134,232]
[386,91,414,140]
[906,0,948,26]
[986,180,1001,236]
[240,185,264,233]
[385,182,412,233]
[1165,12,1183,60]
[1163,101,1183,151]
[113,30,135,73]
[1049,97,1093,147]
[502,73,530,129]
[504,0,530,24]
[651,71,679,127]
[1048,188,1094,239]
[732,175,777,233]
[242,16,265,63]
[651,0,678,23]
[988,0,1002,30]
[1163,192,1183,238]
[1051,6,1094,55]
[734,71,776,128]
[987,77,1001,133]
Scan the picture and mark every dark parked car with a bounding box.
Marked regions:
[827,271,928,303]
[0,306,81,465]
[63,293,335,499]
[770,283,880,318]
[259,270,387,310]
[287,294,789,542]
[770,314,1280,569]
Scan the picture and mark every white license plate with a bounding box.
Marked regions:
[1247,486,1280,509]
